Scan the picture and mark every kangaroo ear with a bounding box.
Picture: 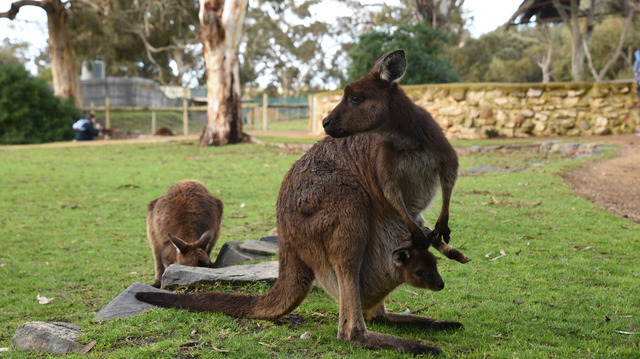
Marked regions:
[196,230,214,250]
[373,50,406,84]
[392,249,411,267]
[168,233,189,253]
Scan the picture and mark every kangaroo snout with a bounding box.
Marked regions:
[322,117,332,129]
[322,116,352,138]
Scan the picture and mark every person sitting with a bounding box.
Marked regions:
[73,113,101,141]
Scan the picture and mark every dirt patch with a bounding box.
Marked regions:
[560,134,640,222]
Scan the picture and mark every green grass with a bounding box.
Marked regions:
[93,110,190,135]
[244,118,310,132]
[0,138,638,358]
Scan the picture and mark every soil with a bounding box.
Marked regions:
[560,134,640,222]
[4,131,639,222]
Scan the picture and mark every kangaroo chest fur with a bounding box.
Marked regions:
[387,147,441,220]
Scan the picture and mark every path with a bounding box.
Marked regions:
[561,134,640,222]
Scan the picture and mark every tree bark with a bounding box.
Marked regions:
[552,0,597,82]
[198,0,247,146]
[46,0,83,107]
[537,23,553,83]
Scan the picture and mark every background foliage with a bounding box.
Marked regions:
[347,21,459,84]
[0,64,79,144]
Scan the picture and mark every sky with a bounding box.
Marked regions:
[0,0,522,75]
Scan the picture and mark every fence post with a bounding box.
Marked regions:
[262,93,268,131]
[105,96,111,130]
[183,99,188,136]
[151,104,157,135]
[310,94,317,135]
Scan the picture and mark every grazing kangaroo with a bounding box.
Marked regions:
[136,50,468,355]
[146,180,223,287]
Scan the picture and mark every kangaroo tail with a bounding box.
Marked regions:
[135,291,259,317]
[136,252,315,319]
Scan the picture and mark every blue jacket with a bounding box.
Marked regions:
[73,119,99,141]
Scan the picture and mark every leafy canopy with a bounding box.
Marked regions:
[347,21,458,85]
[0,64,79,144]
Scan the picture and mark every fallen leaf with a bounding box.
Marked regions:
[572,246,593,251]
[489,249,506,261]
[79,340,97,354]
[211,345,229,353]
[37,294,54,304]
[615,330,639,335]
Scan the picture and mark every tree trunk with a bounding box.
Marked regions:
[538,23,553,83]
[46,0,83,107]
[198,0,247,147]
[552,0,593,81]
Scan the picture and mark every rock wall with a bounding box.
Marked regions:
[310,81,640,138]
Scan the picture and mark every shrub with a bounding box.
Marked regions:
[347,21,459,85]
[0,64,80,144]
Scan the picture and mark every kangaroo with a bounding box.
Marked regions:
[146,180,223,288]
[136,50,468,355]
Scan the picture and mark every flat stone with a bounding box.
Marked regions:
[259,235,278,245]
[462,164,512,175]
[93,282,172,321]
[239,239,278,256]
[12,322,85,354]
[161,262,279,288]
[213,241,269,267]
[540,140,561,152]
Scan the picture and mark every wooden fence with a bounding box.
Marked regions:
[83,94,313,136]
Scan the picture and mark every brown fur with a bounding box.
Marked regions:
[146,180,223,287]
[136,50,468,355]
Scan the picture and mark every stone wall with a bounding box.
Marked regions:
[310,81,640,138]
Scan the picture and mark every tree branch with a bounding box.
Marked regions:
[0,0,45,20]
[595,2,636,80]
[583,37,598,80]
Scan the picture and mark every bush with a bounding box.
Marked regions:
[347,21,459,85]
[0,64,80,144]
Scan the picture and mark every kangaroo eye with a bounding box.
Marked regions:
[350,96,364,104]
[416,270,426,278]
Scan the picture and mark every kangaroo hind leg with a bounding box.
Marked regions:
[333,255,440,355]
[364,301,463,330]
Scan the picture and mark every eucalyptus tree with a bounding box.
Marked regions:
[0,0,102,106]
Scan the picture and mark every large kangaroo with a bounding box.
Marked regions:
[136,50,468,355]
[146,180,223,287]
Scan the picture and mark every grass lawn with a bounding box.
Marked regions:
[0,137,638,358]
